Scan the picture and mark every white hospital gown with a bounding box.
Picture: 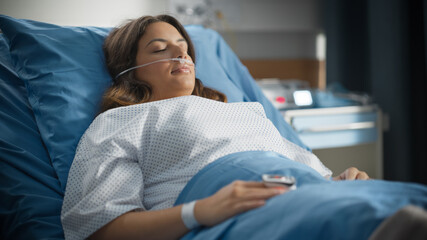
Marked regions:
[61,95,331,239]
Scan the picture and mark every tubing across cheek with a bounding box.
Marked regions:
[115,58,194,79]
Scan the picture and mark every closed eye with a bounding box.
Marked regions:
[153,49,166,53]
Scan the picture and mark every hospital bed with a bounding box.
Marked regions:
[0,14,306,239]
[0,15,426,239]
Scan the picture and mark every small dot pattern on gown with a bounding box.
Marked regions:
[61,95,331,239]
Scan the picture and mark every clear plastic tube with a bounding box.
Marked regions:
[115,58,194,79]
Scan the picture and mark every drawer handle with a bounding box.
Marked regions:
[298,121,375,133]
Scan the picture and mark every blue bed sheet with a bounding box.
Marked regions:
[175,151,427,240]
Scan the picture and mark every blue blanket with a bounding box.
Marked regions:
[175,151,427,240]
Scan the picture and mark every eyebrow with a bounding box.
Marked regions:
[145,38,187,48]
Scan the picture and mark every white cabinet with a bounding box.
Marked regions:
[283,106,383,179]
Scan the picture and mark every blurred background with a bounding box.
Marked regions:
[1,0,426,184]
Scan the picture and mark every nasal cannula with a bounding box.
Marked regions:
[115,58,194,79]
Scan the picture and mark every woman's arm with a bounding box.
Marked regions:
[89,205,187,240]
[90,180,287,240]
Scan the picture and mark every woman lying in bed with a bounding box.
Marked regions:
[61,15,427,240]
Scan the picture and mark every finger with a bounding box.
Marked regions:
[241,187,288,200]
[234,199,266,213]
[228,183,286,202]
[236,180,289,190]
[338,172,346,180]
[333,171,346,181]
[239,181,270,188]
[356,171,370,180]
[345,167,359,180]
[332,175,342,181]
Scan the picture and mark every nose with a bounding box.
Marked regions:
[174,46,189,60]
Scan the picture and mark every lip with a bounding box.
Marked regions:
[171,65,191,74]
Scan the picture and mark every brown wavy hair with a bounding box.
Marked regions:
[100,15,227,113]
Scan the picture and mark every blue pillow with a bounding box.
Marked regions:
[0,34,64,239]
[0,15,308,191]
[0,15,112,190]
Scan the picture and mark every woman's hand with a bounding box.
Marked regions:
[333,167,370,181]
[194,180,287,227]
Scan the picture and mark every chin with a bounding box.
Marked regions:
[174,78,195,89]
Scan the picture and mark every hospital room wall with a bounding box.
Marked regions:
[0,0,168,27]
[0,0,324,87]
[207,0,326,88]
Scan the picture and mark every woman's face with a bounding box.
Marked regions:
[135,22,195,102]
